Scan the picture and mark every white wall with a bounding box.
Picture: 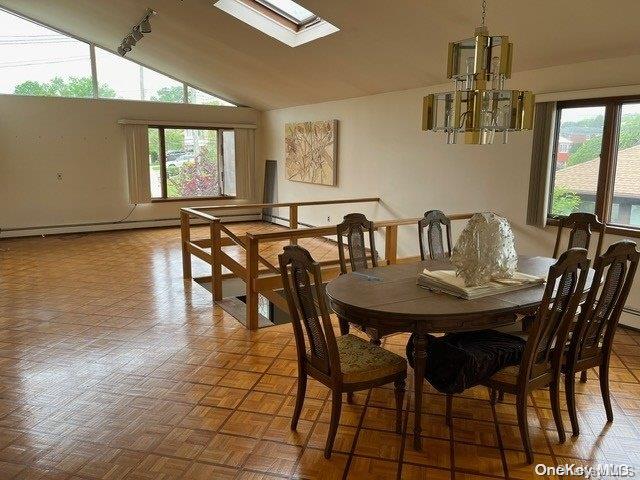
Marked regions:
[260,53,640,322]
[0,94,260,236]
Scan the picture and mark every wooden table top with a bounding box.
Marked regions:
[326,256,594,331]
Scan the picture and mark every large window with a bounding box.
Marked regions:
[0,9,92,97]
[95,47,184,102]
[148,127,236,200]
[0,7,234,105]
[549,96,640,231]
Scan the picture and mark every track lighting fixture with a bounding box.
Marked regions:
[117,8,156,56]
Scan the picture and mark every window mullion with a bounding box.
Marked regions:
[159,128,168,199]
[90,44,98,99]
[218,130,224,196]
[595,102,620,223]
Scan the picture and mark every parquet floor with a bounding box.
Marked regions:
[1,223,640,479]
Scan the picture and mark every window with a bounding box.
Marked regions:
[0,7,235,105]
[95,47,184,102]
[0,9,92,97]
[187,86,235,106]
[149,127,236,199]
[214,0,338,47]
[549,96,640,231]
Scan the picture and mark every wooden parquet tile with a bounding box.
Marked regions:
[2,223,640,479]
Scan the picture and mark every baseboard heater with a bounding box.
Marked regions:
[0,212,261,238]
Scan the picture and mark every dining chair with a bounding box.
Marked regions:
[445,248,590,464]
[563,240,639,436]
[337,213,378,274]
[278,245,407,459]
[552,212,605,259]
[548,211,605,381]
[336,213,381,342]
[519,212,605,339]
[418,210,452,260]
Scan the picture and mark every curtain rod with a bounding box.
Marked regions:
[118,119,258,129]
[535,83,640,102]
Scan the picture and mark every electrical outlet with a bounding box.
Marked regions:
[56,172,63,181]
[327,216,331,222]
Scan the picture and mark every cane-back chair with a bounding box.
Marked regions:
[552,212,605,259]
[337,213,378,274]
[418,210,452,260]
[480,248,591,464]
[563,240,639,435]
[279,245,407,459]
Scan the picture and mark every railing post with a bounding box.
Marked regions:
[385,225,398,265]
[246,235,259,330]
[210,218,223,301]
[180,210,192,279]
[289,205,298,245]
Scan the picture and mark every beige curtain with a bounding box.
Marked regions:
[526,102,557,228]
[124,124,151,204]
[233,128,255,200]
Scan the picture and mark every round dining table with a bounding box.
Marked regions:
[325,255,593,450]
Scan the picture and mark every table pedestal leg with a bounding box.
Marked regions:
[413,332,427,450]
[338,315,349,335]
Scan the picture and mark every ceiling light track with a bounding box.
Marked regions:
[117,8,156,56]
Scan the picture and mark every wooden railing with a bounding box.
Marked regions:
[180,198,473,330]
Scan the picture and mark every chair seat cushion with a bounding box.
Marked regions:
[336,334,406,384]
[406,330,525,394]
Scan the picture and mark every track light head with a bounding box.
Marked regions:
[132,26,144,41]
[122,42,132,53]
[117,46,126,56]
[139,18,152,33]
[126,34,137,46]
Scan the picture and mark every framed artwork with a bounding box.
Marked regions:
[285,120,338,186]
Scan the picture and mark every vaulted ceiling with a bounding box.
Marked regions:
[2,0,640,110]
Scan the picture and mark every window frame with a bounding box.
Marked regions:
[547,94,640,238]
[150,125,236,203]
[252,0,319,29]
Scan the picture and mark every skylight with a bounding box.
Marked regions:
[254,0,317,26]
[215,0,338,47]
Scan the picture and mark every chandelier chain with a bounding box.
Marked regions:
[481,0,486,26]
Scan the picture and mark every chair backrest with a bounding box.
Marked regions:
[418,210,452,260]
[520,248,591,384]
[337,213,378,274]
[568,240,639,365]
[279,245,340,377]
[553,212,605,258]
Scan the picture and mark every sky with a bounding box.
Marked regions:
[0,8,230,104]
[561,103,640,123]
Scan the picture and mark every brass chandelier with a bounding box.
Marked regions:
[422,0,534,145]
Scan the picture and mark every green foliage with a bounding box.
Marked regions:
[566,113,640,166]
[561,114,604,135]
[13,76,116,98]
[551,187,581,216]
[566,137,603,166]
[151,86,184,103]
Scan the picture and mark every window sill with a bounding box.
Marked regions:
[151,196,236,203]
[546,217,640,238]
